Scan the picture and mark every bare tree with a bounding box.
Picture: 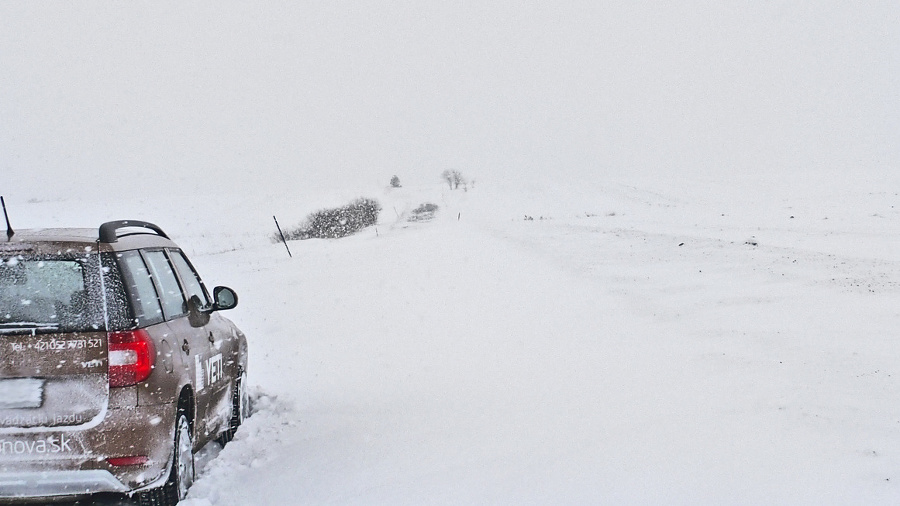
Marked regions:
[441,170,454,189]
[451,171,465,189]
[441,169,466,190]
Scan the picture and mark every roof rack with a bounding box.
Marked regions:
[99,220,170,243]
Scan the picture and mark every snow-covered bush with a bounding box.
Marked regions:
[276,198,381,241]
[408,203,438,222]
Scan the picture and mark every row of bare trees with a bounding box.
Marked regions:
[389,171,474,191]
[440,170,465,190]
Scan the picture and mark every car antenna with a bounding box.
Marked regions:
[1,196,13,240]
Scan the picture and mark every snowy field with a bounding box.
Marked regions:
[9,173,900,505]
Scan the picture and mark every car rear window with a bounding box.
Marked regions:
[0,253,129,334]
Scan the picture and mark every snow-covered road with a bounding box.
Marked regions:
[165,177,900,505]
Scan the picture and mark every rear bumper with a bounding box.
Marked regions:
[0,403,176,502]
[0,469,128,502]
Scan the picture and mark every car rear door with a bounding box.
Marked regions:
[140,250,214,439]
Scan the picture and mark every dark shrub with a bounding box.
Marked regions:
[276,198,382,241]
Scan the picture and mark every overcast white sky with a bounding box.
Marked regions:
[2,1,897,198]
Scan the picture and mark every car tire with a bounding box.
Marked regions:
[217,371,249,446]
[136,413,195,506]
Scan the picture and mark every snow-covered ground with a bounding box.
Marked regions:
[14,173,899,505]
[3,1,898,504]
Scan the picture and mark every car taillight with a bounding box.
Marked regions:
[108,329,156,388]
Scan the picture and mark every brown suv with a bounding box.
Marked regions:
[0,221,249,505]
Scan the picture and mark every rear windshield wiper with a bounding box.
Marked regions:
[0,322,60,334]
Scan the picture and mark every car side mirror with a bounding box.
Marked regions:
[213,286,238,311]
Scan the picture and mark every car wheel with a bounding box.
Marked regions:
[137,413,195,506]
[217,371,249,446]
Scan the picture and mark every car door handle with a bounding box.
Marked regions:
[182,340,190,354]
